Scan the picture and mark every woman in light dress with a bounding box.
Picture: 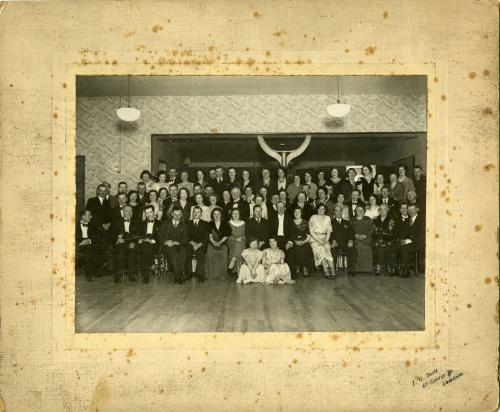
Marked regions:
[236,238,266,284]
[309,203,336,278]
[263,237,295,285]
[227,208,246,275]
[153,170,170,192]
[190,192,211,222]
[364,195,380,220]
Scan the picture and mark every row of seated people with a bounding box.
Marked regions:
[77,195,425,284]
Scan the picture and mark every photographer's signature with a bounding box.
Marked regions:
[412,368,464,388]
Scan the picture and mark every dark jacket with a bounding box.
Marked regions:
[268,213,291,239]
[111,217,140,243]
[75,220,100,244]
[398,214,425,251]
[158,219,189,245]
[85,196,112,226]
[229,198,250,221]
[346,200,366,220]
[138,219,161,242]
[245,217,269,245]
[187,219,209,245]
[330,218,355,248]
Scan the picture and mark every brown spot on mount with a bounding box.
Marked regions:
[468,71,476,79]
[253,11,262,18]
[482,107,493,115]
[441,94,446,100]
[364,46,377,55]
[475,224,483,232]
[483,163,495,172]
[483,69,490,76]
[272,30,286,37]
[152,24,163,33]
[383,11,388,18]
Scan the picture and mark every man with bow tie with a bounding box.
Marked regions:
[159,206,189,284]
[230,187,250,222]
[112,205,139,283]
[347,190,365,220]
[75,210,101,281]
[167,167,181,187]
[185,206,209,281]
[330,204,355,275]
[136,205,161,284]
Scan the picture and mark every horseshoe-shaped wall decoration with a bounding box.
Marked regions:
[257,135,311,167]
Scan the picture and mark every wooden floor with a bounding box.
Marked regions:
[75,271,425,333]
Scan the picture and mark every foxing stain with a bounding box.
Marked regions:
[468,71,476,79]
[364,46,377,55]
[152,24,163,33]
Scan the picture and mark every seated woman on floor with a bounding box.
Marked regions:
[236,238,266,284]
[263,237,295,285]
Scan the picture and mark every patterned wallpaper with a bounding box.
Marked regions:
[76,94,426,198]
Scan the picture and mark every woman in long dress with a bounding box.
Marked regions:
[357,165,375,202]
[262,237,295,285]
[351,204,374,273]
[227,208,246,275]
[287,206,314,277]
[205,208,231,279]
[309,203,336,278]
[236,238,266,284]
[397,165,416,201]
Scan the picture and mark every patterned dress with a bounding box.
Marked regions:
[236,248,266,284]
[262,248,294,284]
[308,214,334,266]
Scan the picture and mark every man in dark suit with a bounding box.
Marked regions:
[397,204,425,277]
[86,184,112,229]
[159,206,189,284]
[346,189,365,220]
[112,205,140,283]
[259,168,276,196]
[75,209,101,281]
[136,205,161,284]
[86,184,113,273]
[213,166,229,197]
[185,206,209,281]
[111,192,129,223]
[109,181,128,209]
[330,204,356,274]
[407,190,425,216]
[230,187,250,222]
[137,182,149,205]
[167,167,181,187]
[245,205,268,249]
[394,203,410,233]
[379,187,397,215]
[413,165,426,201]
[268,201,293,251]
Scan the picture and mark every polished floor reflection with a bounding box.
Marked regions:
[75,272,425,333]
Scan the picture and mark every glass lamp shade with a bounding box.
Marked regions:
[116,107,141,122]
[326,103,351,118]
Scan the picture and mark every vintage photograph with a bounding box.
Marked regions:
[75,75,427,333]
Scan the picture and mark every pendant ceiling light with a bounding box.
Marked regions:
[326,76,351,118]
[116,76,141,122]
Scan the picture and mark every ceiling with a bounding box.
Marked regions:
[77,75,427,97]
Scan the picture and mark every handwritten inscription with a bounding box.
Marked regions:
[412,368,464,388]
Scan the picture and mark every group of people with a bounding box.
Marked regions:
[76,164,426,284]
